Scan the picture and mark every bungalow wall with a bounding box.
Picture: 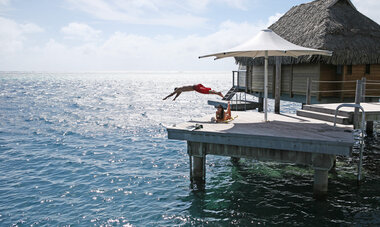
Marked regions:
[341,64,380,99]
[247,64,320,100]
[246,63,380,103]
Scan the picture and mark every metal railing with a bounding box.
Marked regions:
[231,70,247,111]
[333,104,366,183]
[305,78,380,105]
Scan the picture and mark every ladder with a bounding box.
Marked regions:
[334,104,366,182]
[222,86,238,100]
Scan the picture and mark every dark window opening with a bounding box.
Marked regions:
[365,64,371,74]
[347,65,352,75]
[336,65,343,75]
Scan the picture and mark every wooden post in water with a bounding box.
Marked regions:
[366,121,374,137]
[258,97,264,112]
[275,57,282,114]
[361,77,366,102]
[188,142,206,184]
[306,78,312,105]
[354,80,362,129]
[312,154,335,199]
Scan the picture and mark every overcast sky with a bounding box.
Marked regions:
[0,0,379,71]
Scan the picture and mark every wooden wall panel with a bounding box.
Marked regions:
[319,64,341,98]
[342,64,380,98]
[281,65,292,94]
[250,65,274,92]
[292,64,319,95]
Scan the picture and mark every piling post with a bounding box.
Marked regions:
[258,97,264,112]
[306,78,312,105]
[230,157,240,165]
[275,57,282,114]
[361,77,366,102]
[354,80,362,129]
[366,121,374,137]
[188,142,206,184]
[312,154,334,199]
[192,156,205,182]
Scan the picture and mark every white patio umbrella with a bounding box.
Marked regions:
[199,29,332,121]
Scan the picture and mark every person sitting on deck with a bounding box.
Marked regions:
[215,101,232,123]
[162,84,224,101]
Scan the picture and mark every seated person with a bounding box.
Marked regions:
[215,101,232,123]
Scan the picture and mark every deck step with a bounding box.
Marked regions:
[296,109,351,125]
[222,87,238,100]
[302,105,352,118]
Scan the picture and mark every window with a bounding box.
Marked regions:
[365,64,371,74]
[336,65,343,75]
[347,65,352,75]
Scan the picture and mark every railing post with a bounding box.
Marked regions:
[306,78,312,105]
[354,80,362,129]
[275,57,282,114]
[361,77,366,102]
[232,71,235,87]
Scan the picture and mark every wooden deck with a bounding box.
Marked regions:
[168,112,354,156]
[167,112,356,196]
[304,102,380,121]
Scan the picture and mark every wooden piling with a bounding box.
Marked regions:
[354,80,362,129]
[275,57,282,114]
[306,78,312,105]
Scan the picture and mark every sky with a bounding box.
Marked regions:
[0,0,379,71]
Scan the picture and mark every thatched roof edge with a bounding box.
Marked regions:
[237,0,380,66]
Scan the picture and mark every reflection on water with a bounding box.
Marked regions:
[0,72,379,226]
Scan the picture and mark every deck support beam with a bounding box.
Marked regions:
[188,142,206,184]
[312,154,335,198]
[366,121,374,137]
[258,97,264,112]
[187,141,335,198]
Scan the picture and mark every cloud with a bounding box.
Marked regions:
[64,0,252,28]
[61,22,101,41]
[352,0,380,24]
[185,0,249,11]
[0,13,276,71]
[0,17,43,54]
[65,0,207,28]
[0,0,10,6]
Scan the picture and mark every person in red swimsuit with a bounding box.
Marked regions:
[163,84,224,101]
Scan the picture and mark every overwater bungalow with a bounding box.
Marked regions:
[235,0,380,104]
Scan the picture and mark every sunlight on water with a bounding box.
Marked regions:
[0,71,379,226]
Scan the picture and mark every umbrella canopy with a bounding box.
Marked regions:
[199,29,332,121]
[200,29,333,59]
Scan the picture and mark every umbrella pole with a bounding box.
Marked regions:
[264,51,268,122]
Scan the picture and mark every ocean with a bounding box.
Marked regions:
[0,71,379,226]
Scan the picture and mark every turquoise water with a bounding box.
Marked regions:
[0,72,379,226]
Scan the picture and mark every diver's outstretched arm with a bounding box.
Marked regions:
[163,91,176,100]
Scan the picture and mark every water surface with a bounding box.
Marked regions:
[0,72,379,226]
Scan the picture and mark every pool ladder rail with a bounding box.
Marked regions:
[334,103,366,183]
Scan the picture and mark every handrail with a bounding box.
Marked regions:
[333,104,365,128]
[312,80,357,83]
[334,103,366,183]
[231,70,248,111]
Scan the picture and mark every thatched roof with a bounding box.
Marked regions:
[237,0,380,66]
